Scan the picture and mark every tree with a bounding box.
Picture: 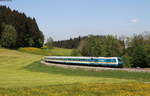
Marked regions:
[141,32,150,66]
[53,36,83,49]
[78,39,90,56]
[0,24,17,48]
[28,38,34,47]
[0,6,44,48]
[130,46,148,68]
[46,37,53,49]
[78,35,124,57]
[101,35,124,57]
[126,33,150,67]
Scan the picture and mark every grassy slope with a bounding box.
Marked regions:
[0,48,150,96]
[50,48,73,56]
[0,49,133,88]
[27,62,150,82]
[18,47,73,56]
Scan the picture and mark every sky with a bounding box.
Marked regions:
[1,0,150,40]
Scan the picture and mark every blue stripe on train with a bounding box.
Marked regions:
[53,58,117,63]
[49,60,118,66]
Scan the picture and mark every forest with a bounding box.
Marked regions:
[0,6,44,48]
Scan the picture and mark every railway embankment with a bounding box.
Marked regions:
[41,61,150,73]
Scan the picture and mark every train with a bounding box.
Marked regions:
[43,56,123,67]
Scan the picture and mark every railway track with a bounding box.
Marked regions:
[41,61,150,73]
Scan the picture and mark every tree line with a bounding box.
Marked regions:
[54,36,83,49]
[0,6,44,48]
[54,33,150,68]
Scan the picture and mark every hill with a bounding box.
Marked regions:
[0,48,132,88]
[0,48,150,96]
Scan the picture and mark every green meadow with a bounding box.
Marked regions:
[0,48,150,96]
[18,47,73,56]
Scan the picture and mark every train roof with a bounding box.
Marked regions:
[45,56,119,59]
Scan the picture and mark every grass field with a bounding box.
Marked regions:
[18,47,73,56]
[0,48,150,96]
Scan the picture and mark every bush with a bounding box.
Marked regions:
[122,55,132,68]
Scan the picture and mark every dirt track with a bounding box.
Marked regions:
[41,61,150,73]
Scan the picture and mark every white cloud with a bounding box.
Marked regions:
[130,18,139,23]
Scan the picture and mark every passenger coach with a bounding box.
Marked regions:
[43,56,123,67]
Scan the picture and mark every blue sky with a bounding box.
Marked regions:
[1,0,150,40]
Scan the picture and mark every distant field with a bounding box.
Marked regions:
[0,48,150,96]
[18,47,73,56]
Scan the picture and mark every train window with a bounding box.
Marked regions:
[112,59,116,62]
[99,59,116,62]
[108,59,116,62]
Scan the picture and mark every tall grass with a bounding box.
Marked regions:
[0,83,150,96]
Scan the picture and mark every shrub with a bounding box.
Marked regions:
[122,54,132,68]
